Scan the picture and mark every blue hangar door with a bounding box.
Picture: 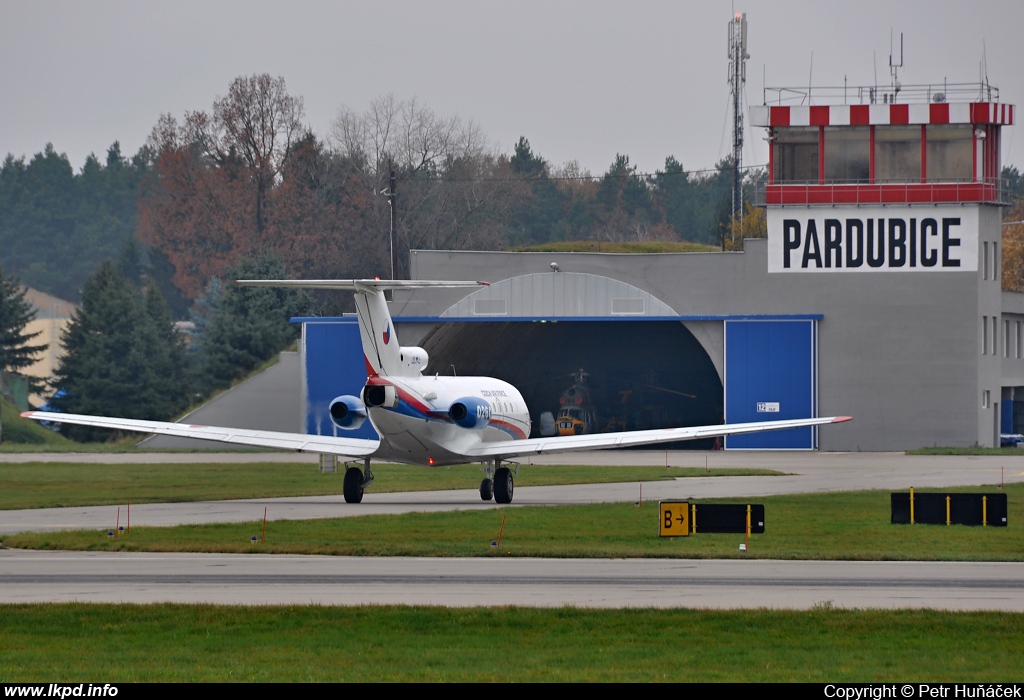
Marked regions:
[724,320,817,450]
[301,318,379,440]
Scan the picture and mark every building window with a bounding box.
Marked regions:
[993,317,998,357]
[983,316,988,355]
[1017,321,1022,359]
[994,242,999,281]
[773,127,819,183]
[1005,319,1011,357]
[983,390,990,409]
[824,126,870,183]
[925,124,974,182]
[984,242,990,280]
[875,126,922,182]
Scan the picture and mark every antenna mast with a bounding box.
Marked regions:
[728,12,749,239]
[888,31,904,102]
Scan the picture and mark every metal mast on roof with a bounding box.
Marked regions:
[728,12,749,237]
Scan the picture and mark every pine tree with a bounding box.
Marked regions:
[0,266,47,392]
[50,262,190,441]
[195,254,311,389]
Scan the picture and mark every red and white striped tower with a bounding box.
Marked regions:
[751,82,1015,446]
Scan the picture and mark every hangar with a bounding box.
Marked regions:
[300,83,1021,451]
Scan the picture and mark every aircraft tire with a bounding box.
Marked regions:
[343,467,364,504]
[479,478,493,501]
[494,467,513,504]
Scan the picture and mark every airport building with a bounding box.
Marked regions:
[301,82,1020,452]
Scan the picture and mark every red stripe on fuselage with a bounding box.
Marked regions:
[366,376,445,419]
[489,418,528,440]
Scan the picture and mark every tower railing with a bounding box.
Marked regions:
[763,82,999,107]
[751,177,1013,207]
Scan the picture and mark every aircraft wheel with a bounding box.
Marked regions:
[479,478,493,501]
[494,467,513,504]
[343,467,364,504]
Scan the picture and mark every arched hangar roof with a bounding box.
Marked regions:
[440,272,678,319]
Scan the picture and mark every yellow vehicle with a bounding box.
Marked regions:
[556,370,596,436]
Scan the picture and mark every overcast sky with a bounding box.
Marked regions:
[3,0,1023,178]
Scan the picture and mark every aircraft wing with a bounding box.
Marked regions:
[20,411,380,457]
[463,416,852,460]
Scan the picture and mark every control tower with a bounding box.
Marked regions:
[751,82,1015,446]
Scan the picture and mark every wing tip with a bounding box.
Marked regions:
[831,416,853,424]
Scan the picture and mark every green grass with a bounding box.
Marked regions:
[513,240,718,254]
[0,461,776,510]
[0,397,78,447]
[907,446,1024,455]
[7,484,1020,561]
[0,605,1020,681]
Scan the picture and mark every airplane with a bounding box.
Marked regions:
[23,279,851,505]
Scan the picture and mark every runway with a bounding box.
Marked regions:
[3,550,1022,610]
[1,451,1021,610]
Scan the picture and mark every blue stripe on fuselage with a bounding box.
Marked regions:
[383,397,526,439]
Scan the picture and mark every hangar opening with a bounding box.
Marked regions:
[417,320,724,445]
[394,272,726,448]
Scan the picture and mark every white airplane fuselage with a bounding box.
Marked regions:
[362,374,530,466]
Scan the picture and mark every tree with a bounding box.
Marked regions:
[0,266,46,392]
[651,156,694,239]
[724,202,768,251]
[593,154,663,241]
[0,143,148,302]
[331,95,518,271]
[192,254,311,390]
[50,262,190,440]
[138,77,379,299]
[1002,165,1024,203]
[211,75,305,233]
[1002,200,1024,292]
[505,137,573,245]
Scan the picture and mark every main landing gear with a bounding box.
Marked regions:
[343,457,374,504]
[480,459,515,504]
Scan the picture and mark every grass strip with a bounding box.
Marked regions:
[6,484,1021,560]
[1,604,1021,682]
[907,446,1024,456]
[0,461,776,510]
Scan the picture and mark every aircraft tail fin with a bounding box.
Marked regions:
[235,279,488,377]
[353,287,398,376]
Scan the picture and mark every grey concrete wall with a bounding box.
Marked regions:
[139,352,302,450]
[405,207,1003,451]
[977,206,1005,446]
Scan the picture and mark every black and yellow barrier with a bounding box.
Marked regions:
[660,502,765,536]
[891,489,1007,526]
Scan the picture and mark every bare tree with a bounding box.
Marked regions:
[329,95,518,271]
[211,75,305,232]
